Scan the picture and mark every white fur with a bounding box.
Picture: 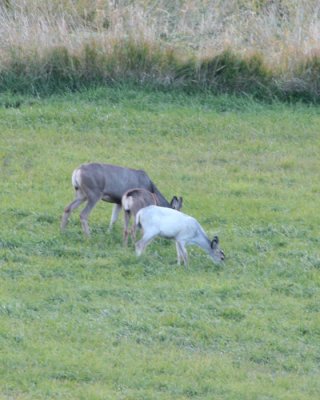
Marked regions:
[122,195,134,211]
[71,168,81,188]
[121,190,182,246]
[135,206,224,266]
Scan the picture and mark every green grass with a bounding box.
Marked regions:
[0,87,319,399]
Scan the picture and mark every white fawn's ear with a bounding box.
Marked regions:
[211,236,219,249]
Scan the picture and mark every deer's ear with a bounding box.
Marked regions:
[211,236,219,249]
[170,196,178,206]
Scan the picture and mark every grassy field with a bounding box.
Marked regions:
[0,87,320,399]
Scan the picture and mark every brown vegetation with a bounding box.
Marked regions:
[0,0,319,100]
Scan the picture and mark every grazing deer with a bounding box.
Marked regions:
[121,188,183,246]
[61,163,178,236]
[135,206,225,266]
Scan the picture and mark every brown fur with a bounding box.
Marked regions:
[61,163,171,235]
[122,188,183,246]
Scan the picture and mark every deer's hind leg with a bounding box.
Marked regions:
[61,192,86,231]
[80,194,101,236]
[123,210,131,246]
[130,214,139,243]
[135,231,157,257]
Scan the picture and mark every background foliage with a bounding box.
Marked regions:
[0,1,320,100]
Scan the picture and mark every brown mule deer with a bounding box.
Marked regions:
[121,188,183,245]
[61,163,181,236]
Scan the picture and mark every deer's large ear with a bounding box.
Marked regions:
[170,196,178,206]
[178,196,183,208]
[211,236,219,249]
[171,196,183,211]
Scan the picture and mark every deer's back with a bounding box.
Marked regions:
[138,206,196,236]
[78,163,153,203]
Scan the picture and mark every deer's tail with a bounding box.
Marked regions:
[71,168,81,190]
[122,193,134,212]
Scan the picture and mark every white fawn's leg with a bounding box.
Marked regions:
[135,232,157,256]
[176,241,182,265]
[176,241,188,266]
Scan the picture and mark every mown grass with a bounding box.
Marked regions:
[0,87,320,399]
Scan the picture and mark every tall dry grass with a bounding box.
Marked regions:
[0,0,319,99]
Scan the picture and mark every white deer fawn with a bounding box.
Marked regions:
[121,188,183,246]
[135,206,225,266]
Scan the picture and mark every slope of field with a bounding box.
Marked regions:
[0,88,319,399]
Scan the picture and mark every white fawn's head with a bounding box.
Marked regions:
[210,236,225,263]
[170,196,183,210]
